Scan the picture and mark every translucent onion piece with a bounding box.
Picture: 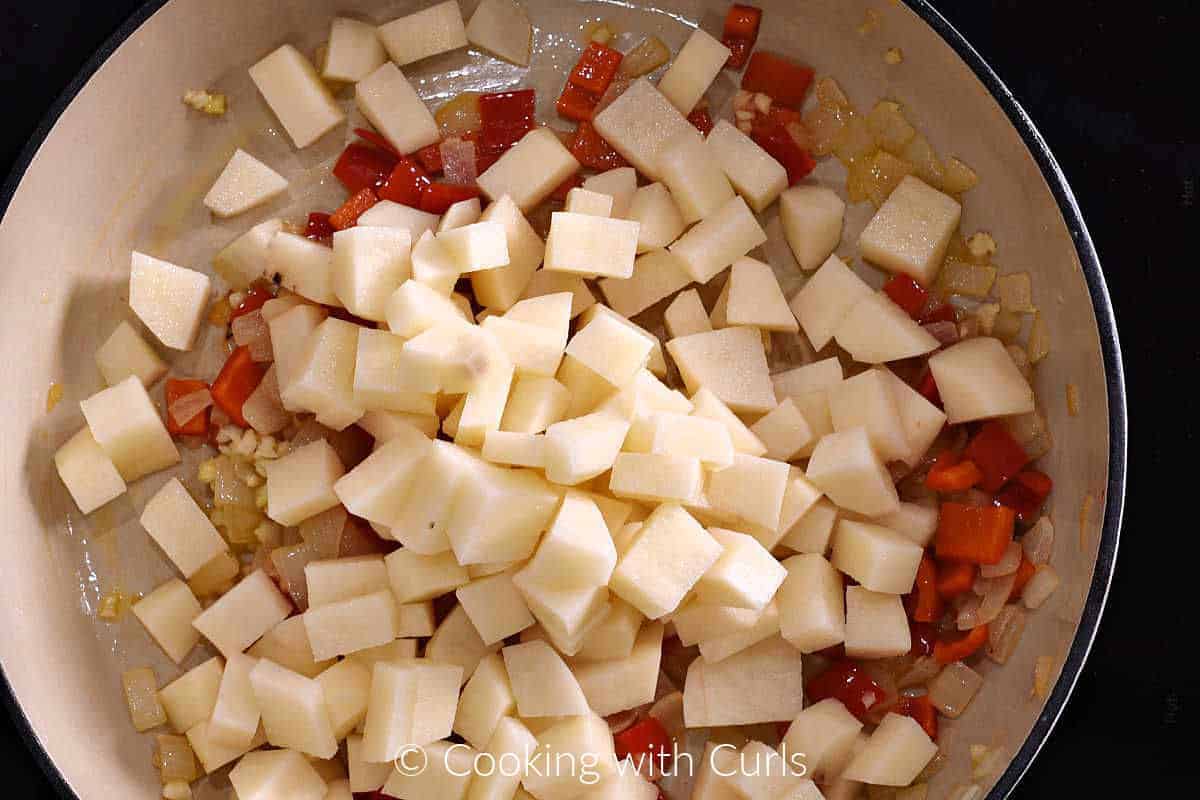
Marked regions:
[866,100,916,153]
[242,365,288,435]
[212,455,257,509]
[980,541,1022,578]
[122,667,166,732]
[900,132,945,188]
[648,691,686,743]
[1032,655,1055,699]
[232,310,273,362]
[1022,516,1055,565]
[434,92,482,137]
[606,709,639,735]
[971,745,1007,780]
[922,320,960,345]
[339,517,385,557]
[803,102,849,156]
[897,655,942,689]
[154,734,200,783]
[440,137,478,186]
[956,593,981,631]
[299,505,349,553]
[1022,565,1060,610]
[1004,409,1053,460]
[942,157,980,194]
[617,36,670,78]
[996,273,1035,313]
[1027,312,1050,364]
[833,113,875,165]
[976,572,1017,626]
[270,540,321,610]
[168,387,213,427]
[815,77,849,107]
[986,605,1027,664]
[928,662,983,718]
[937,260,996,299]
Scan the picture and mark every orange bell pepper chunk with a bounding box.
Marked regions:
[1009,555,1037,602]
[329,187,379,230]
[908,554,944,623]
[934,503,1015,565]
[164,378,210,437]
[933,625,990,664]
[895,694,939,741]
[925,450,983,493]
[935,560,977,600]
[210,346,266,428]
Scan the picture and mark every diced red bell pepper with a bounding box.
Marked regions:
[687,107,715,135]
[964,422,1031,492]
[569,121,627,171]
[934,503,1015,565]
[378,157,432,208]
[895,694,939,741]
[722,5,763,69]
[304,212,335,244]
[751,119,816,185]
[910,621,938,657]
[917,369,943,408]
[613,717,674,766]
[925,450,983,493]
[352,127,400,156]
[557,83,601,122]
[210,346,266,428]
[479,90,536,156]
[935,560,977,600]
[420,183,482,215]
[805,659,887,722]
[883,275,931,319]
[1009,555,1037,602]
[414,142,444,173]
[995,469,1053,522]
[741,51,815,108]
[332,143,399,193]
[329,188,379,230]
[907,554,944,623]
[919,302,957,325]
[933,624,990,664]
[569,42,624,95]
[550,172,585,202]
[229,285,273,320]
[165,378,210,436]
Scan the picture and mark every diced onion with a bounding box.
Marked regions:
[434,92,482,137]
[928,662,983,718]
[900,133,945,188]
[897,655,941,689]
[440,137,478,186]
[922,320,960,345]
[970,744,1006,780]
[975,572,1016,625]
[242,365,288,435]
[996,273,1035,313]
[986,605,1026,664]
[122,668,166,732]
[942,157,980,194]
[866,100,916,153]
[1022,516,1055,565]
[980,541,1022,578]
[617,36,671,78]
[270,540,322,610]
[168,387,213,427]
[956,593,982,631]
[833,113,875,164]
[1027,312,1050,363]
[338,517,384,557]
[299,505,349,553]
[212,455,257,510]
[937,260,996,299]
[1022,565,1060,609]
[803,101,850,156]
[1004,409,1053,460]
[231,309,272,362]
[1032,655,1055,699]
[605,709,639,735]
[154,734,199,783]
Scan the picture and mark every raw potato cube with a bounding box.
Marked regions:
[697,528,787,611]
[439,221,510,273]
[504,292,572,344]
[566,312,653,388]
[583,167,637,218]
[439,197,483,233]
[722,741,806,800]
[522,269,597,319]
[387,548,469,603]
[657,131,735,224]
[229,748,328,800]
[545,212,640,279]
[667,327,775,414]
[573,622,664,716]
[593,78,700,180]
[806,428,900,516]
[457,570,536,645]
[387,275,468,338]
[356,63,440,155]
[192,570,292,657]
[513,574,611,653]
[353,331,438,413]
[663,290,711,341]
[186,720,266,775]
[472,195,545,310]
[389,440,484,554]
[54,427,126,514]
[129,251,211,351]
[599,249,692,319]
[705,119,788,213]
[608,452,702,504]
[303,590,401,660]
[248,658,338,758]
[270,305,328,400]
[469,717,540,800]
[789,255,872,350]
[332,226,412,322]
[378,0,468,65]
[503,640,591,717]
[777,554,845,653]
[359,201,440,242]
[426,603,502,682]
[832,519,924,595]
[266,439,345,526]
[479,128,581,212]
[658,27,731,112]
[454,651,516,748]
[669,195,768,283]
[140,478,229,578]
[132,579,202,663]
[209,653,261,750]
[359,408,439,440]
[689,387,767,456]
[780,185,846,271]
[844,586,911,659]
[95,320,166,387]
[859,175,962,285]
[750,398,813,461]
[269,231,339,306]
[928,336,1036,423]
[830,370,911,462]
[248,44,344,148]
[544,411,630,485]
[502,375,570,433]
[878,368,947,466]
[316,658,371,740]
[705,453,791,531]
[466,0,533,65]
[565,187,614,217]
[360,662,416,762]
[348,639,419,671]
[482,430,546,468]
[683,636,805,727]
[649,412,733,468]
[323,17,387,82]
[842,713,937,786]
[482,315,565,377]
[673,598,764,646]
[80,375,178,481]
[160,657,224,733]
[383,741,475,800]
[611,504,722,618]
[782,699,864,781]
[523,715,617,800]
[246,615,332,679]
[575,600,643,662]
[334,434,430,525]
[727,257,798,332]
[772,362,841,460]
[578,303,668,378]
[629,183,687,253]
[204,149,287,218]
[693,604,780,663]
[834,292,940,364]
[528,491,617,588]
[347,734,390,792]
[445,462,559,563]
[214,218,282,290]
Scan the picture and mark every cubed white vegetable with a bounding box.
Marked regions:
[479,128,581,212]
[705,453,791,531]
[53,427,126,514]
[544,411,630,485]
[727,256,799,332]
[778,498,838,555]
[438,221,510,273]
[844,586,911,659]
[834,292,940,364]
[669,195,767,283]
[696,606,781,664]
[427,604,502,685]
[359,409,439,440]
[348,638,419,671]
[132,579,201,663]
[582,167,637,219]
[780,185,846,271]
[683,636,805,727]
[689,387,767,456]
[209,653,260,749]
[203,149,287,218]
[830,369,911,463]
[722,740,807,800]
[140,478,229,578]
[697,528,787,610]
[248,659,337,758]
[352,330,437,413]
[481,430,546,468]
[544,212,640,279]
[387,277,468,337]
[593,78,700,180]
[303,590,399,661]
[355,63,440,155]
[611,504,722,619]
[578,303,668,378]
[331,226,412,322]
[386,547,469,604]
[229,749,327,800]
[266,439,344,526]
[501,374,570,433]
[503,640,591,717]
[453,651,515,749]
[270,305,328,403]
[777,554,845,653]
[457,570,535,645]
[749,398,813,462]
[248,44,344,148]
[346,735,389,792]
[192,570,291,657]
[323,17,387,82]
[94,320,166,388]
[706,119,788,212]
[454,353,514,446]
[667,326,775,414]
[842,713,937,786]
[565,311,653,388]
[657,131,735,224]
[522,269,597,319]
[608,452,703,505]
[874,501,940,548]
[79,375,179,481]
[648,412,734,469]
[629,183,687,253]
[565,187,614,217]
[927,336,1036,423]
[782,698,863,781]
[466,0,533,65]
[159,656,223,733]
[447,460,560,564]
[186,721,266,775]
[658,27,731,112]
[471,195,545,310]
[378,0,468,65]
[878,368,947,467]
[269,231,338,306]
[573,622,664,716]
[439,197,483,233]
[859,175,962,285]
[468,717,540,800]
[358,201,440,241]
[482,315,565,377]
[523,715,617,800]
[832,519,924,594]
[789,254,872,350]
[334,431,429,524]
[806,428,900,516]
[383,740,475,800]
[213,218,281,289]
[316,658,371,740]
[129,251,211,351]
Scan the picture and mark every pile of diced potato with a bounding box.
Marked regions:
[50,3,1047,799]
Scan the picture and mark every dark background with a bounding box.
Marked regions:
[1,0,1194,796]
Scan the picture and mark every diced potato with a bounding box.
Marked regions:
[522,269,597,319]
[698,528,787,610]
[269,232,340,306]
[457,570,536,645]
[689,387,767,456]
[286,317,365,428]
[673,600,761,647]
[445,462,559,563]
[598,248,692,319]
[834,292,940,364]
[693,605,780,662]
[647,412,734,469]
[331,226,412,322]
[359,201,440,242]
[122,667,166,732]
[578,303,668,378]
[270,305,328,403]
[842,713,937,786]
[248,44,344,148]
[230,748,328,800]
[583,167,637,218]
[683,636,804,727]
[95,320,166,387]
[248,658,338,758]
[482,315,565,377]
[749,398,813,462]
[607,452,701,505]
[593,78,699,180]
[658,28,731,112]
[389,440,483,554]
[383,740,475,800]
[387,279,469,338]
[573,599,643,663]
[775,466,824,532]
[378,0,468,65]
[386,546,469,604]
[140,478,229,578]
[514,577,611,656]
[611,504,722,618]
[466,0,533,65]
[527,490,617,588]
[726,257,799,333]
[54,427,126,514]
[789,255,872,350]
[214,218,282,290]
[192,570,291,657]
[705,453,791,531]
[565,187,614,217]
[522,715,617,800]
[878,368,947,466]
[873,502,939,547]
[359,408,439,440]
[454,651,516,749]
[204,149,287,218]
[722,740,806,799]
[128,251,210,351]
[779,497,838,555]
[468,197,544,309]
[323,17,387,82]
[333,435,430,525]
[544,212,640,279]
[573,622,665,716]
[426,603,502,682]
[186,720,266,775]
[544,411,631,485]
[778,186,846,272]
[360,662,416,763]
[439,221,510,274]
[806,428,899,516]
[500,375,570,434]
[355,62,440,155]
[776,554,845,653]
[315,658,371,740]
[265,439,344,526]
[209,653,261,750]
[159,657,223,734]
[565,311,653,389]
[782,698,863,781]
[657,131,736,224]
[844,586,911,659]
[629,183,687,253]
[832,519,923,594]
[927,336,1035,423]
[503,640,591,717]
[352,330,437,412]
[706,119,788,213]
[668,327,775,414]
[829,370,910,463]
[669,196,768,284]
[303,589,401,660]
[246,616,332,679]
[348,639,420,671]
[481,430,546,468]
[859,175,962,285]
[346,734,390,792]
[132,579,201,663]
[470,717,540,800]
[438,198,482,233]
[479,128,581,212]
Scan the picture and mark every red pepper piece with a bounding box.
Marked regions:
[613,717,674,767]
[210,346,266,428]
[964,422,1031,492]
[556,83,601,122]
[919,302,957,325]
[934,503,1015,565]
[1009,555,1037,602]
[550,172,585,202]
[420,183,482,215]
[304,212,335,245]
[414,142,444,174]
[741,51,815,108]
[805,659,887,722]
[332,143,398,193]
[883,275,931,319]
[329,188,379,231]
[895,694,939,740]
[230,285,273,321]
[910,621,938,657]
[722,5,763,69]
[352,127,400,156]
[687,107,715,135]
[751,119,816,184]
[917,369,943,408]
[995,469,1053,522]
[378,157,432,208]
[907,554,945,623]
[933,624,990,664]
[479,89,537,156]
[568,121,627,171]
[164,378,210,436]
[569,42,624,95]
[935,560,977,600]
[925,450,983,493]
